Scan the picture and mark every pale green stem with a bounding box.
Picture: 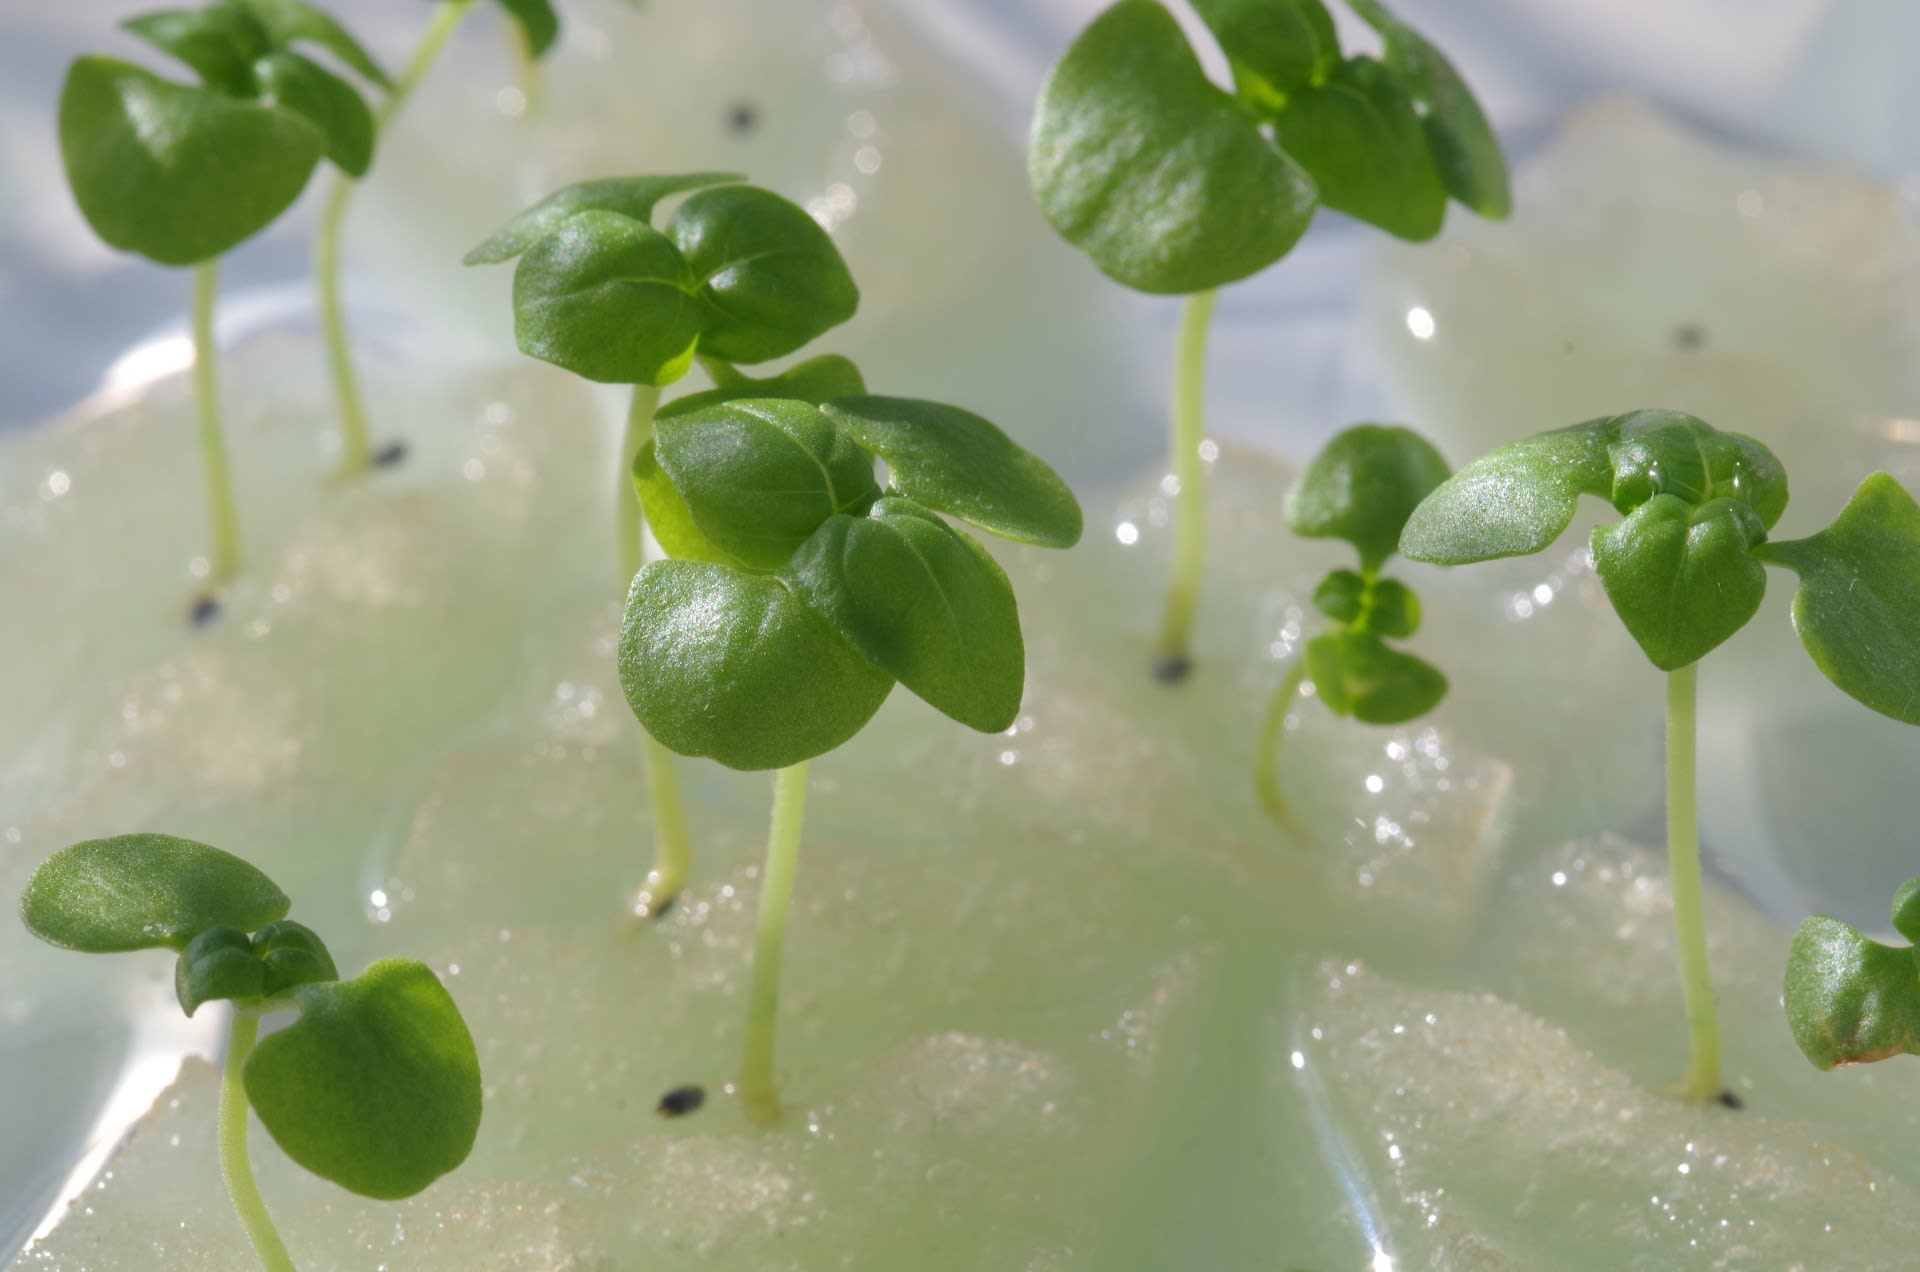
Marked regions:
[219,1012,296,1272]
[192,260,242,587]
[739,761,810,1124]
[1253,657,1310,831]
[619,384,692,918]
[509,18,544,115]
[313,0,477,478]
[1666,662,1722,1102]
[1151,289,1218,679]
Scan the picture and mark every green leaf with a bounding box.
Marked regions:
[1365,577,1420,639]
[1604,409,1788,528]
[1758,472,1920,724]
[1311,569,1366,625]
[655,354,866,422]
[20,833,289,953]
[252,919,338,993]
[653,399,880,570]
[463,172,740,266]
[1188,0,1338,111]
[1893,878,1920,948]
[176,926,266,1017]
[823,396,1083,548]
[495,0,561,58]
[631,440,745,567]
[1399,418,1614,564]
[1272,56,1447,242]
[1346,0,1509,218]
[245,959,481,1200]
[619,562,894,770]
[1591,494,1768,671]
[123,6,270,94]
[666,185,860,364]
[1784,915,1920,1069]
[1286,423,1451,570]
[784,498,1025,731]
[251,50,375,177]
[59,56,325,266]
[1304,631,1446,724]
[509,211,701,385]
[234,0,392,88]
[1028,0,1317,294]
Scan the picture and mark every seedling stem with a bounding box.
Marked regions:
[219,1010,295,1272]
[192,259,241,587]
[1252,656,1308,830]
[1152,288,1216,678]
[1666,662,1721,1101]
[740,760,809,1124]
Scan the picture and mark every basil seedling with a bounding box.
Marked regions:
[20,834,481,1271]
[1401,408,1920,1102]
[622,389,1080,1121]
[315,0,561,475]
[1786,878,1920,1071]
[1029,0,1507,682]
[466,174,859,919]
[1255,426,1451,827]
[59,0,388,608]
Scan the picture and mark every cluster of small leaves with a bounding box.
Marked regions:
[1284,425,1450,723]
[60,0,390,266]
[465,173,859,386]
[1400,408,1920,721]
[1028,0,1508,294]
[623,387,1083,770]
[20,834,480,1200]
[1785,879,1920,1069]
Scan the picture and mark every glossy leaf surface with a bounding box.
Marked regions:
[620,563,893,770]
[124,7,268,93]
[462,172,739,265]
[246,959,482,1199]
[1759,472,1920,724]
[824,396,1083,547]
[632,441,744,567]
[785,498,1025,731]
[1189,0,1337,111]
[666,185,860,364]
[1028,0,1316,294]
[509,211,700,385]
[1287,423,1450,570]
[59,56,324,265]
[1304,631,1446,724]
[1591,495,1769,670]
[252,49,375,177]
[1272,57,1446,241]
[655,354,866,422]
[1785,913,1920,1069]
[1400,419,1613,564]
[21,833,289,953]
[176,926,266,1016]
[653,399,880,570]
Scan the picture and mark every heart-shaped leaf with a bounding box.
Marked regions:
[495,0,562,58]
[655,354,866,422]
[21,833,289,953]
[509,210,701,385]
[1784,914,1920,1070]
[237,0,392,88]
[60,56,325,266]
[1287,423,1451,570]
[823,396,1083,547]
[1591,494,1768,670]
[631,440,745,567]
[176,926,266,1017]
[251,49,375,177]
[1304,630,1447,724]
[124,6,269,94]
[245,959,481,1200]
[1758,472,1920,724]
[1399,418,1614,564]
[1188,0,1338,112]
[1028,0,1317,294]
[619,562,893,770]
[784,498,1025,731]
[462,172,739,265]
[1272,56,1446,242]
[653,399,879,570]
[666,185,860,364]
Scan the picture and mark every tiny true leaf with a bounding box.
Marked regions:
[176,926,267,1017]
[20,833,290,953]
[1303,630,1447,725]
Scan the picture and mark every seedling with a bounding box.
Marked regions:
[314,0,561,475]
[59,0,389,606]
[1401,408,1920,1102]
[1029,0,1507,682]
[465,173,859,918]
[20,833,481,1271]
[1786,878,1920,1069]
[1254,425,1451,827]
[621,388,1081,1121]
